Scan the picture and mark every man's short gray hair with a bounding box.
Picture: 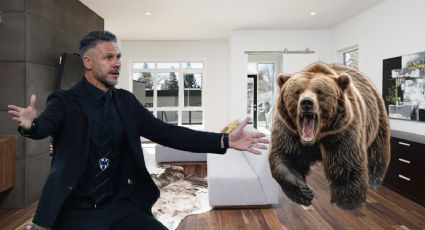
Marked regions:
[79,31,117,57]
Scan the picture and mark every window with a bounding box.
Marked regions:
[157,62,179,69]
[132,61,204,128]
[184,73,202,107]
[157,111,178,125]
[132,72,153,108]
[341,46,359,69]
[182,111,202,125]
[157,72,179,107]
[182,62,204,69]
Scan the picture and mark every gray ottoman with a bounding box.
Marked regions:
[207,136,281,207]
[155,144,207,163]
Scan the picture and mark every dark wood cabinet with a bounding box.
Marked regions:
[383,132,425,207]
[0,137,16,192]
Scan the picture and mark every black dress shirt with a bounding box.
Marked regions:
[67,78,131,207]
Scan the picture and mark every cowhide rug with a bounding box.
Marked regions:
[151,165,210,230]
[143,144,211,229]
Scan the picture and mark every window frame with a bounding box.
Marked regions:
[339,45,359,69]
[131,60,205,129]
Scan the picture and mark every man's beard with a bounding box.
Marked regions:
[98,76,117,88]
[94,70,119,88]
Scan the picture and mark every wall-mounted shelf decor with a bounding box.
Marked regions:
[383,51,425,122]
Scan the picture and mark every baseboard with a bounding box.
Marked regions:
[159,161,207,165]
[211,204,273,209]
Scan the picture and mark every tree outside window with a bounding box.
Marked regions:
[132,61,204,127]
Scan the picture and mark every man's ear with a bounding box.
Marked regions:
[277,73,291,88]
[336,73,351,91]
[82,56,92,70]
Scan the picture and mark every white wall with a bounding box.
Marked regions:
[119,40,229,132]
[229,30,333,120]
[332,0,425,135]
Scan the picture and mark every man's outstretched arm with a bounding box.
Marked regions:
[8,93,65,139]
[8,94,38,132]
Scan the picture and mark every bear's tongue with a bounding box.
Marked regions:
[302,117,315,139]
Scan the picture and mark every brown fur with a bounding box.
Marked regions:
[269,62,390,210]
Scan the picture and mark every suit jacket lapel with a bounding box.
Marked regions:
[114,90,146,164]
[114,90,133,143]
[69,79,94,123]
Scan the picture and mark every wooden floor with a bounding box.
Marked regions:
[0,201,38,230]
[1,163,424,230]
[177,163,425,230]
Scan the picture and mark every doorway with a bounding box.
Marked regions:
[247,53,319,130]
[247,74,258,128]
[247,55,281,130]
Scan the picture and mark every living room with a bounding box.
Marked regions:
[0,0,424,229]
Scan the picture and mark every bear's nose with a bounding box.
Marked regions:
[300,98,314,111]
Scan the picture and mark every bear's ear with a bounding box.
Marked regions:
[336,73,351,91]
[303,62,336,75]
[277,73,291,88]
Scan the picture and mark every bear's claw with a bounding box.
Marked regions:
[368,176,384,187]
[282,182,314,206]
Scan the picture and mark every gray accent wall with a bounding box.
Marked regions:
[0,0,103,208]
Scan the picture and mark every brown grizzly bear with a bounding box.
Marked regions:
[269,62,390,210]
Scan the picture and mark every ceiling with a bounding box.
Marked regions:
[79,0,386,40]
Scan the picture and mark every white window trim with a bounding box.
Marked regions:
[130,60,206,130]
[338,44,359,68]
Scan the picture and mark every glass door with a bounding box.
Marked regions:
[248,55,281,131]
[257,63,274,130]
[247,74,257,128]
[247,53,318,131]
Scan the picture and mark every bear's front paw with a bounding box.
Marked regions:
[282,181,314,206]
[331,183,366,210]
[369,176,384,188]
[332,195,365,210]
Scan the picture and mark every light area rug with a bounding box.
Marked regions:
[18,144,210,230]
[144,144,211,230]
[151,165,211,230]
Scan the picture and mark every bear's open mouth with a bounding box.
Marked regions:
[300,112,317,144]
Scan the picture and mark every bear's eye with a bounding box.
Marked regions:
[316,90,323,96]
[295,89,301,95]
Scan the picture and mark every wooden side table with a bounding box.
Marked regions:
[0,137,16,192]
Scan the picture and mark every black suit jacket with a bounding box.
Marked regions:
[27,79,226,227]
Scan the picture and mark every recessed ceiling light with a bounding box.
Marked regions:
[145,11,152,16]
[310,11,317,16]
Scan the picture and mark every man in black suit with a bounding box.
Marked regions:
[8,31,268,230]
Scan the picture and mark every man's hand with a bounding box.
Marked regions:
[228,117,270,154]
[8,94,37,130]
